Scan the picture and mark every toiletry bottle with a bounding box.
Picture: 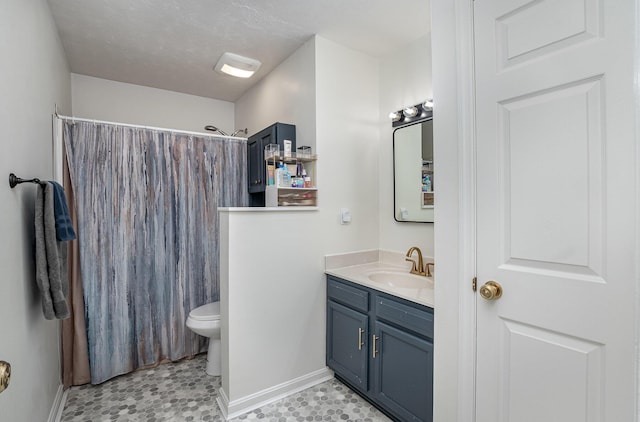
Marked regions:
[293,163,303,187]
[267,164,275,186]
[276,162,284,187]
[302,169,311,188]
[282,163,291,187]
[425,175,432,192]
[284,140,292,157]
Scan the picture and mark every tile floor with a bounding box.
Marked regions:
[60,355,391,421]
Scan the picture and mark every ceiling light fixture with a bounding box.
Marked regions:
[214,52,261,78]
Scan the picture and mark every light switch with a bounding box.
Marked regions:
[340,208,352,224]
[400,207,409,220]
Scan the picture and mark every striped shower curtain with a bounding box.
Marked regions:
[64,121,247,384]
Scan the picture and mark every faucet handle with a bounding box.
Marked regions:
[405,257,419,273]
[426,262,435,277]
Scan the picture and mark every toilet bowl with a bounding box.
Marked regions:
[186,302,221,376]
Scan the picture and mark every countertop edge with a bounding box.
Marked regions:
[219,206,319,212]
[325,263,435,309]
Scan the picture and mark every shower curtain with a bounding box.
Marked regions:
[63,120,247,384]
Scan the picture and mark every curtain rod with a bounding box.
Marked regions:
[55,114,248,141]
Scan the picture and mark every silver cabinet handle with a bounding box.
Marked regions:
[372,335,379,358]
[358,328,364,350]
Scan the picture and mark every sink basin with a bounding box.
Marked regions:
[367,271,433,289]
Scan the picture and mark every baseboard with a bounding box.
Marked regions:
[217,367,334,420]
[216,387,231,420]
[48,384,67,422]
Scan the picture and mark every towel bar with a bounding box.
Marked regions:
[8,173,47,188]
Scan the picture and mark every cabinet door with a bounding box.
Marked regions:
[372,321,433,422]
[247,137,263,193]
[327,301,368,391]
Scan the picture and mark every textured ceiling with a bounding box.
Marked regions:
[47,0,431,102]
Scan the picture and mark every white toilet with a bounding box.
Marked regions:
[186,301,221,376]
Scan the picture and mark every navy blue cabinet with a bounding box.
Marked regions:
[326,301,369,390]
[247,122,296,205]
[326,276,434,422]
[373,321,433,422]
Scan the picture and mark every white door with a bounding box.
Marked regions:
[474,1,637,421]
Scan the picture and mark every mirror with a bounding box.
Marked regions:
[393,118,434,223]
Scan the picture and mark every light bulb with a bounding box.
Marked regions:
[403,106,419,117]
[422,99,434,111]
[389,111,402,121]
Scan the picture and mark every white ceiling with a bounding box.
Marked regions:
[47,0,431,102]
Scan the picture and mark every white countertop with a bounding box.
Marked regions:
[325,260,435,309]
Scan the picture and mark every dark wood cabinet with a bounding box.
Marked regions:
[247,123,296,204]
[326,275,434,422]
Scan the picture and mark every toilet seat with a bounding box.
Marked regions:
[188,302,220,321]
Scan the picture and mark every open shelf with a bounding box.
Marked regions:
[265,153,318,207]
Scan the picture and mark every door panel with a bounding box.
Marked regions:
[372,321,433,422]
[247,139,262,193]
[500,320,603,422]
[495,0,600,70]
[499,76,603,273]
[326,301,368,390]
[474,0,636,421]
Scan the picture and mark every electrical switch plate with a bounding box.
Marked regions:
[340,208,352,224]
[400,207,409,220]
[0,361,10,394]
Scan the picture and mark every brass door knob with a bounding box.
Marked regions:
[0,361,10,394]
[479,281,503,301]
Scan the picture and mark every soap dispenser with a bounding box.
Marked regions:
[281,163,291,187]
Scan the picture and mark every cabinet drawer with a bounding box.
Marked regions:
[327,277,369,312]
[375,295,433,339]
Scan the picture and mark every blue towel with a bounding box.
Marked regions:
[48,181,76,241]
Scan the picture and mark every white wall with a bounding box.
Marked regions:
[220,209,330,418]
[221,35,380,410]
[315,36,380,252]
[236,34,381,251]
[71,74,235,134]
[431,2,463,420]
[0,0,71,420]
[378,35,434,256]
[235,38,316,148]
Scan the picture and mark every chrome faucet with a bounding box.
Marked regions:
[405,246,426,276]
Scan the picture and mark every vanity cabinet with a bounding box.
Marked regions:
[326,301,369,390]
[326,276,434,422]
[247,122,296,197]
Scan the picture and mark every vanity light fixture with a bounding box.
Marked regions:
[214,52,261,78]
[403,106,419,118]
[390,101,433,128]
[422,99,434,111]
